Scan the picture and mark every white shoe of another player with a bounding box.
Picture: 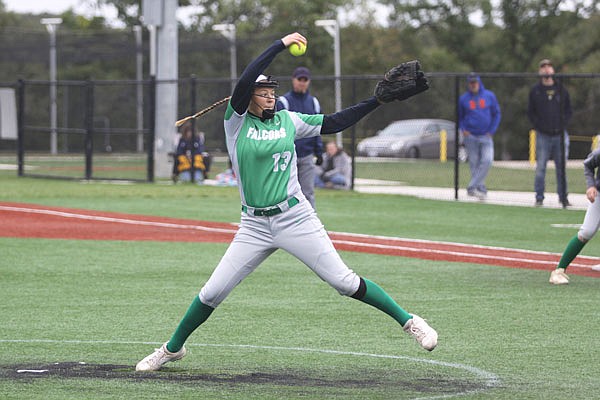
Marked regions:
[136,342,187,371]
[403,314,438,351]
[549,268,569,285]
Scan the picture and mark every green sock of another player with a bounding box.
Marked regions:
[557,235,586,271]
[358,278,412,326]
[166,296,214,353]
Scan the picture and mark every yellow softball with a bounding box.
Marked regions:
[289,42,306,57]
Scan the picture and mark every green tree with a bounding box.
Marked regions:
[89,0,191,26]
[382,0,493,69]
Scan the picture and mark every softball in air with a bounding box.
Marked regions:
[289,42,306,57]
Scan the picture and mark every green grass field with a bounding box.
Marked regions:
[1,171,599,399]
[2,153,587,194]
[355,159,587,193]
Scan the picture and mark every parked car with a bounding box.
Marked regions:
[356,119,464,160]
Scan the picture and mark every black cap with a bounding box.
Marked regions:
[292,67,311,79]
[468,73,479,82]
[254,74,279,88]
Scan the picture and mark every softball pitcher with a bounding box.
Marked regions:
[136,32,437,372]
[550,148,600,284]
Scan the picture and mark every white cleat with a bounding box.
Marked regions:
[403,314,438,351]
[136,342,187,371]
[549,268,569,285]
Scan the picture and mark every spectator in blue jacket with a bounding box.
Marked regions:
[458,73,501,200]
[276,66,323,210]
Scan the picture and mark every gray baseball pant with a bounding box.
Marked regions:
[199,200,360,308]
[296,154,317,210]
[579,196,600,241]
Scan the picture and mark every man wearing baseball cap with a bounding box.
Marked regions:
[277,66,323,210]
[458,73,501,201]
[528,58,573,208]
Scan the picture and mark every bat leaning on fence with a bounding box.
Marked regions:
[175,96,232,127]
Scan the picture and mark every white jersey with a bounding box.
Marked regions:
[224,103,323,208]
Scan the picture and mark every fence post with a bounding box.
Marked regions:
[190,75,197,183]
[529,130,536,166]
[350,77,357,190]
[147,76,156,182]
[84,80,94,180]
[558,82,568,207]
[16,79,24,177]
[454,75,460,200]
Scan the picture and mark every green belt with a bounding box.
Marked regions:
[242,197,300,217]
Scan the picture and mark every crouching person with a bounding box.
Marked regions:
[315,141,352,190]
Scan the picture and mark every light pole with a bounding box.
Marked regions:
[41,17,62,155]
[212,23,237,93]
[133,25,144,153]
[315,19,342,148]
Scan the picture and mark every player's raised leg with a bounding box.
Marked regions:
[352,277,438,351]
[276,202,437,350]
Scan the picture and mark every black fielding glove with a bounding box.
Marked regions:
[374,60,429,103]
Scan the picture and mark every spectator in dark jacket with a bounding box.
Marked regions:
[277,66,323,209]
[174,122,206,184]
[528,59,573,207]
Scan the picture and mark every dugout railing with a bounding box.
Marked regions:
[6,73,600,197]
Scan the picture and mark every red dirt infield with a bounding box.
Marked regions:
[2,201,599,278]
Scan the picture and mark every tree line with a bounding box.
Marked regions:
[0,0,598,159]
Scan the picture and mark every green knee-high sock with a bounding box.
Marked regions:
[166,296,214,353]
[557,235,586,270]
[357,278,412,326]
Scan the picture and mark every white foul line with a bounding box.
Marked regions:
[0,205,238,235]
[2,204,598,270]
[331,239,594,269]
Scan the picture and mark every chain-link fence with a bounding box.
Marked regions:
[2,73,600,192]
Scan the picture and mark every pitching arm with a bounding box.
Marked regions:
[230,40,286,115]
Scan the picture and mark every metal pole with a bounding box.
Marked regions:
[230,34,237,93]
[84,81,94,180]
[333,23,342,149]
[559,81,567,208]
[190,76,197,183]
[350,78,356,190]
[148,76,156,182]
[148,25,157,78]
[62,86,69,152]
[454,76,460,200]
[212,24,237,93]
[49,30,57,154]
[134,25,144,153]
[17,79,24,177]
[153,0,179,179]
[41,18,62,155]
[315,19,342,148]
